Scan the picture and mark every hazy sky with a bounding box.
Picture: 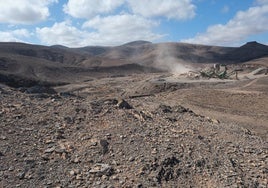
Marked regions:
[0,0,268,47]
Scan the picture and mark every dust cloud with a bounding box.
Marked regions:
[155,43,192,74]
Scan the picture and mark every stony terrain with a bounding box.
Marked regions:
[1,65,268,187]
[1,41,268,187]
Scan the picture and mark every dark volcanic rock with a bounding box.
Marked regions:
[100,139,109,154]
[117,99,133,109]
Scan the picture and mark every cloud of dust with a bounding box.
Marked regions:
[155,43,192,74]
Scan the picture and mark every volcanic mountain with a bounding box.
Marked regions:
[0,41,268,87]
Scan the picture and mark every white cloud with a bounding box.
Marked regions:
[36,16,162,47]
[256,0,268,5]
[63,0,196,20]
[83,14,158,35]
[63,0,124,19]
[36,21,87,47]
[182,4,268,46]
[11,29,31,38]
[0,29,31,42]
[0,0,57,24]
[127,0,196,20]
[83,14,162,45]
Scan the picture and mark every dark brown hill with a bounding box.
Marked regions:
[75,41,268,68]
[0,41,268,88]
[0,42,87,65]
[224,41,268,62]
[1,41,268,68]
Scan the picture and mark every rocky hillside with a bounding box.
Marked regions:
[0,41,268,88]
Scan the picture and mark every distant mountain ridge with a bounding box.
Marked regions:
[1,41,267,66]
[0,41,267,87]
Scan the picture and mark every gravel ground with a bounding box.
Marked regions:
[0,74,267,188]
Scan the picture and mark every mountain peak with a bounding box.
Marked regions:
[242,41,267,48]
[246,41,258,45]
[122,40,152,46]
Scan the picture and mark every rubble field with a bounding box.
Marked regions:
[0,65,268,188]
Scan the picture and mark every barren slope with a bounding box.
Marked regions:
[1,41,268,85]
[0,41,268,187]
[1,71,267,187]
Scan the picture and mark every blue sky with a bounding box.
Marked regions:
[0,0,268,47]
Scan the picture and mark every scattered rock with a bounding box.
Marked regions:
[17,172,25,180]
[69,170,76,176]
[174,105,192,113]
[151,148,158,154]
[44,147,55,153]
[64,116,75,124]
[128,156,135,162]
[73,157,80,163]
[117,99,133,109]
[0,135,7,140]
[1,70,267,188]
[100,139,109,154]
[159,105,172,113]
[55,130,65,139]
[89,164,114,177]
[161,156,180,167]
